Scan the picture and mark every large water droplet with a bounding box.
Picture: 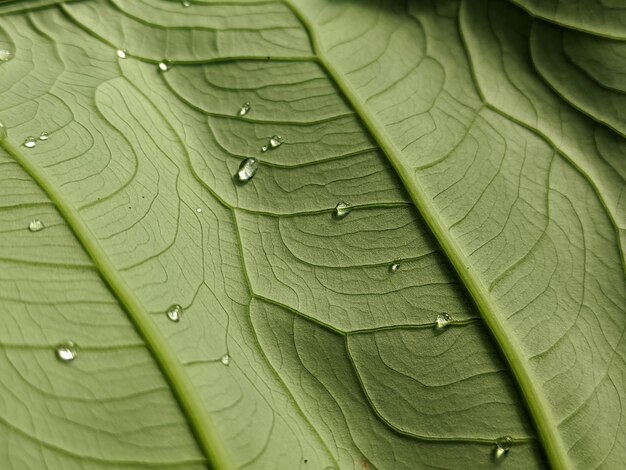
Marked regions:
[38,131,49,141]
[237,102,251,116]
[495,436,513,459]
[158,60,172,72]
[182,0,191,6]
[117,49,128,59]
[236,157,258,183]
[435,313,451,329]
[24,136,36,148]
[28,219,44,232]
[389,262,400,273]
[55,341,77,362]
[0,49,12,62]
[0,122,7,141]
[166,304,183,322]
[196,208,202,213]
[334,202,352,219]
[221,354,230,366]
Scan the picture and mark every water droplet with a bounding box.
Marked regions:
[435,313,451,329]
[166,304,183,322]
[158,60,171,72]
[221,354,230,366]
[261,135,283,152]
[196,208,202,213]
[38,131,49,141]
[55,341,77,362]
[236,157,258,183]
[495,436,513,459]
[389,262,400,273]
[0,122,7,141]
[24,136,36,148]
[117,49,127,59]
[182,0,191,6]
[270,135,283,148]
[334,201,352,219]
[28,219,44,232]
[237,102,251,116]
[0,49,12,62]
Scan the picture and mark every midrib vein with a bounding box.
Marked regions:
[284,2,568,469]
[0,138,234,470]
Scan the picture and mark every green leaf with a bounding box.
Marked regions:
[530,21,626,137]
[508,0,626,39]
[0,1,623,469]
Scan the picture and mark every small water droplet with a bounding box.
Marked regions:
[237,102,251,116]
[0,49,12,62]
[24,136,36,148]
[435,313,451,329]
[38,131,49,141]
[196,208,202,213]
[166,304,183,322]
[0,122,7,141]
[269,135,283,148]
[236,157,258,183]
[495,436,513,459]
[117,49,127,59]
[334,201,352,219]
[389,262,400,273]
[55,341,77,362]
[28,219,44,232]
[261,135,283,152]
[221,354,230,366]
[182,0,191,6]
[158,60,171,72]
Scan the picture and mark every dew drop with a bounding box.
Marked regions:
[236,157,258,183]
[269,135,283,148]
[117,49,128,59]
[182,0,191,6]
[495,436,513,459]
[221,354,230,366]
[196,208,202,213]
[0,49,12,62]
[55,341,77,362]
[435,313,451,329]
[334,201,352,219]
[24,136,36,148]
[158,60,172,72]
[28,219,44,232]
[237,102,251,116]
[38,131,49,141]
[0,122,7,141]
[270,135,283,146]
[166,304,183,322]
[261,135,283,152]
[389,262,400,273]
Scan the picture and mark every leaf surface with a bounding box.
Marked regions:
[508,0,626,39]
[0,1,624,469]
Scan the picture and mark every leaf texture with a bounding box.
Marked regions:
[0,1,624,469]
[509,0,626,39]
